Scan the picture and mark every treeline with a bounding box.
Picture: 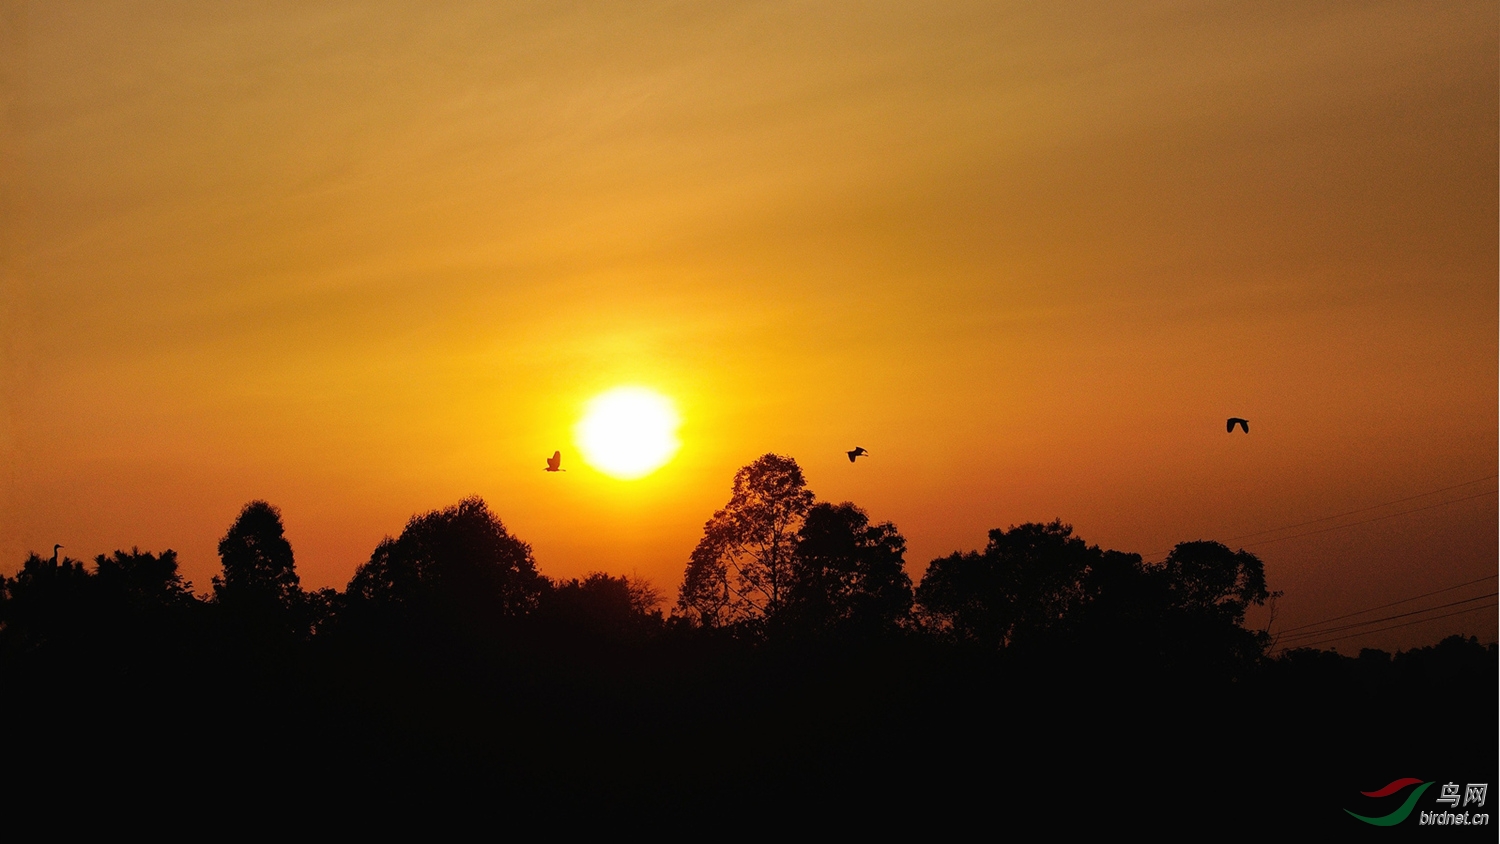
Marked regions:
[0,454,1282,676]
[1,453,1493,825]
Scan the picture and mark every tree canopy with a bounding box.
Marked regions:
[346,496,544,630]
[915,520,1099,648]
[782,501,913,637]
[914,521,1279,677]
[1158,540,1273,625]
[678,454,815,628]
[213,500,301,612]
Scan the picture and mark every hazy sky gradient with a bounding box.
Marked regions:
[3,1,1495,651]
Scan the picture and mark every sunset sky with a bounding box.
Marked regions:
[2,1,1495,652]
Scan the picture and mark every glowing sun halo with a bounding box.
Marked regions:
[574,387,681,480]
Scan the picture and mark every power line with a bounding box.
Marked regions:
[1239,489,1496,550]
[1275,573,1499,634]
[1285,602,1497,650]
[1276,592,1499,644]
[1228,475,1497,542]
[1141,474,1499,561]
[1278,593,1498,644]
[1288,603,1496,650]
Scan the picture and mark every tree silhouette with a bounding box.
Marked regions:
[0,547,199,663]
[211,500,323,644]
[214,501,301,611]
[94,548,195,611]
[0,551,95,655]
[1148,540,1278,674]
[542,572,663,638]
[1158,540,1274,625]
[915,520,1100,649]
[782,501,913,638]
[677,454,815,628]
[346,497,543,631]
[915,523,1282,677]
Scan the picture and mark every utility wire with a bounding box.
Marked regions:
[1275,573,1498,635]
[1276,592,1499,644]
[1141,474,1499,561]
[1140,485,1494,563]
[1239,490,1496,551]
[1285,602,1497,650]
[1227,475,1497,542]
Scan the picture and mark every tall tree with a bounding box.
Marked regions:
[1158,540,1273,626]
[346,497,543,630]
[678,454,815,628]
[915,520,1100,649]
[213,500,301,613]
[783,501,913,637]
[1150,540,1278,674]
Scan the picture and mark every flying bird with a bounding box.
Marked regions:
[847,447,869,462]
[1227,418,1249,433]
[545,451,565,472]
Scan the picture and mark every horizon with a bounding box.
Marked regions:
[2,1,1495,654]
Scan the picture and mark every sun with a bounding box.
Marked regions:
[573,387,682,480]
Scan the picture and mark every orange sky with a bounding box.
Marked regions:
[2,1,1495,652]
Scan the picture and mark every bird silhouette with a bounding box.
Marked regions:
[51,544,62,565]
[847,447,869,462]
[545,451,565,472]
[1227,418,1249,433]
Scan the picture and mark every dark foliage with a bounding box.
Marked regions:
[678,453,815,627]
[914,522,1279,681]
[211,500,325,643]
[0,552,98,656]
[214,500,300,609]
[915,519,1100,648]
[677,457,916,643]
[94,548,196,611]
[344,496,544,636]
[0,547,199,658]
[0,461,1490,830]
[540,572,663,639]
[781,501,913,639]
[1159,539,1274,623]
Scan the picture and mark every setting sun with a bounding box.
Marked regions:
[573,387,682,480]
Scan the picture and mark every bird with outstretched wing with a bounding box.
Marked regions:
[1226,418,1249,433]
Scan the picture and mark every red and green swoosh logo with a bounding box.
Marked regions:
[1346,778,1434,826]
